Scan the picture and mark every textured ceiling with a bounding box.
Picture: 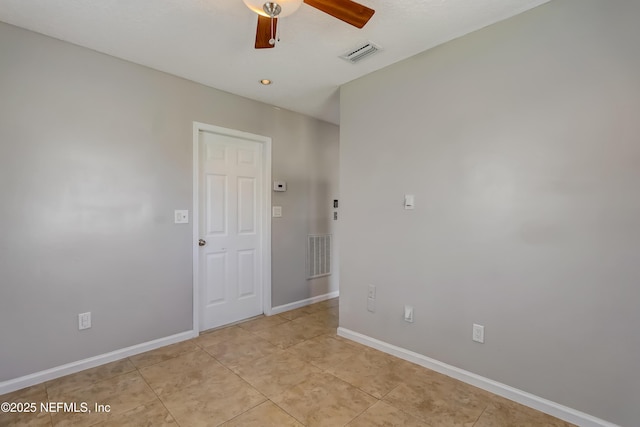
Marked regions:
[0,0,550,124]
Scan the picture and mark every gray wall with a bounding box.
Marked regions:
[339,1,639,425]
[0,22,338,381]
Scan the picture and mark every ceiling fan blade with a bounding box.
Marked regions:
[303,0,375,29]
[255,15,277,49]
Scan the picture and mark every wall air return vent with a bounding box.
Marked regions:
[307,234,332,279]
[340,41,382,64]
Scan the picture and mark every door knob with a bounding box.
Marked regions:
[198,239,206,247]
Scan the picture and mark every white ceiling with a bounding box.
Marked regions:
[0,0,549,124]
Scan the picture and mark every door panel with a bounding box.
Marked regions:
[237,249,257,298]
[238,177,256,235]
[205,252,227,305]
[206,175,227,235]
[199,130,264,330]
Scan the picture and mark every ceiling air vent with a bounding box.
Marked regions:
[340,41,382,64]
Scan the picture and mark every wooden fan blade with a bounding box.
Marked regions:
[303,0,375,29]
[255,15,278,49]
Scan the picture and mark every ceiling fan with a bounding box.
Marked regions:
[243,0,375,49]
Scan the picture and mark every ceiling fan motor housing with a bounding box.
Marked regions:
[263,2,282,17]
[243,0,303,18]
[250,0,376,49]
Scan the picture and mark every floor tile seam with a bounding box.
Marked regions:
[198,322,242,336]
[48,403,111,427]
[127,347,201,369]
[228,370,263,395]
[244,328,285,344]
[138,353,226,390]
[236,316,292,333]
[218,358,271,394]
[2,388,46,403]
[136,369,182,427]
[77,414,103,427]
[227,352,272,377]
[266,397,308,426]
[278,312,294,318]
[198,344,232,363]
[232,348,312,376]
[342,396,379,426]
[235,358,326,398]
[159,401,183,427]
[236,324,278,334]
[308,359,329,372]
[383,400,436,427]
[203,348,243,371]
[4,408,55,427]
[375,380,402,401]
[213,398,268,427]
[193,338,211,350]
[378,395,435,426]
[314,370,381,402]
[201,350,234,372]
[195,332,264,349]
[142,380,180,427]
[471,403,490,427]
[44,367,139,401]
[382,390,491,426]
[345,378,386,402]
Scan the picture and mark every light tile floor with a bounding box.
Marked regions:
[0,298,575,426]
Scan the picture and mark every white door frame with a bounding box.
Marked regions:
[192,122,272,335]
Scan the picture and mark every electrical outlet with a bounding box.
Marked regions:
[472,324,484,343]
[404,305,414,323]
[367,297,375,312]
[79,312,91,330]
[368,284,376,299]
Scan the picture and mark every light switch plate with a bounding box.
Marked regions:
[368,284,376,299]
[174,210,189,224]
[272,206,283,217]
[404,305,414,322]
[404,194,415,210]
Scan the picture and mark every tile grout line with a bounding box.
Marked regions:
[266,396,308,426]
[471,403,490,427]
[135,363,182,427]
[214,398,270,427]
[44,363,143,427]
[341,397,379,427]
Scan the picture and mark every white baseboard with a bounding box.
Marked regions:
[270,290,339,315]
[337,327,619,427]
[0,330,197,396]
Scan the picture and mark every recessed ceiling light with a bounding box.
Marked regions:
[260,79,272,85]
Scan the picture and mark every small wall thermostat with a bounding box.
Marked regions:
[273,181,287,192]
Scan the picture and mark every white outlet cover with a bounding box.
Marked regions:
[78,312,91,330]
[174,210,189,224]
[473,324,485,343]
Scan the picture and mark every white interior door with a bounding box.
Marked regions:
[198,129,266,330]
